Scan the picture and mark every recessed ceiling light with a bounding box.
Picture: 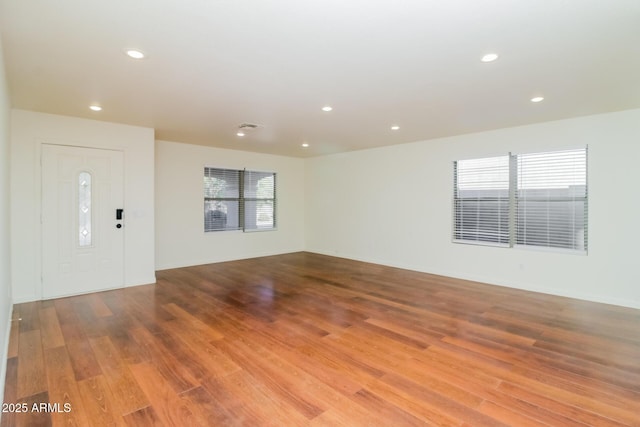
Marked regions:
[390,125,400,131]
[89,105,102,112]
[322,106,333,112]
[236,131,245,137]
[125,49,145,59]
[301,143,309,148]
[531,96,545,103]
[481,53,499,63]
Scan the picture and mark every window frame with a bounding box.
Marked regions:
[452,155,511,247]
[514,149,588,252]
[204,167,277,233]
[453,147,588,254]
[243,169,277,233]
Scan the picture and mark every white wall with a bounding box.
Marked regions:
[305,109,640,309]
[10,110,156,302]
[0,34,14,408]
[8,107,640,309]
[155,140,305,270]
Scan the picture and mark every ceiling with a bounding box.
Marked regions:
[1,0,639,158]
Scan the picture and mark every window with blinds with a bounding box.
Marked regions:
[453,156,510,245]
[453,147,587,253]
[204,168,242,231]
[244,170,276,231]
[516,149,587,251]
[204,168,276,232]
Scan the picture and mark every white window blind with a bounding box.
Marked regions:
[244,171,276,231]
[453,147,588,253]
[516,148,587,251]
[453,156,510,245]
[204,168,242,231]
[204,168,276,232]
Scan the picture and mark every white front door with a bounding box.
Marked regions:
[41,144,125,299]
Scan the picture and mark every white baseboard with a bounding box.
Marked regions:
[305,249,640,310]
[155,248,305,271]
[124,274,157,287]
[12,276,158,303]
[10,295,33,304]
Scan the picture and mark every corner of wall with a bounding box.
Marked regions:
[0,30,15,409]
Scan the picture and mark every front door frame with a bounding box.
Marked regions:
[38,141,126,300]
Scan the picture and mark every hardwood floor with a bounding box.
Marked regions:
[2,252,639,426]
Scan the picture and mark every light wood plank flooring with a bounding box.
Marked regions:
[2,252,639,426]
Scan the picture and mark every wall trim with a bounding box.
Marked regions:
[155,248,305,271]
[306,249,640,310]
[12,274,157,303]
[125,275,157,287]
